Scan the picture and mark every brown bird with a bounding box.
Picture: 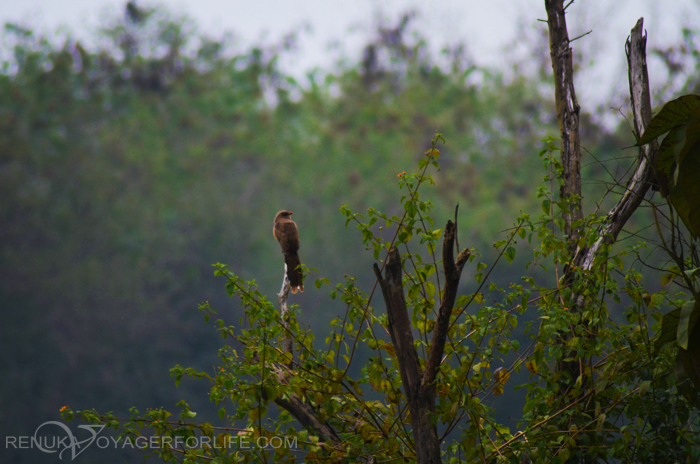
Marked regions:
[273,210,304,294]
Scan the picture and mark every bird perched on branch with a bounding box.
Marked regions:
[273,210,304,294]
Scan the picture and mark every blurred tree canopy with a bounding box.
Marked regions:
[1,4,698,463]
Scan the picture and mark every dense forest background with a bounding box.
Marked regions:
[1,3,699,462]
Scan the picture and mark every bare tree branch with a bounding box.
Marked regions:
[374,220,469,464]
[424,221,470,388]
[374,247,439,463]
[373,248,423,403]
[274,395,342,445]
[573,18,658,271]
[277,269,293,367]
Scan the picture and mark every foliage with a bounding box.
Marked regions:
[2,4,700,463]
[634,93,700,409]
[0,8,570,452]
[63,134,700,462]
[637,94,700,238]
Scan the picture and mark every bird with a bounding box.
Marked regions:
[273,210,304,294]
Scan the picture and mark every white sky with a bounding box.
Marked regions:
[2,0,698,118]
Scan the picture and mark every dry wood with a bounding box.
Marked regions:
[545,0,583,254]
[573,18,658,271]
[424,222,471,389]
[374,220,469,464]
[277,270,294,367]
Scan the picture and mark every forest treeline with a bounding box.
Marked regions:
[1,4,698,462]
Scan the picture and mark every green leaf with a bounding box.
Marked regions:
[656,123,688,179]
[596,413,606,432]
[504,246,516,265]
[425,281,436,298]
[225,281,236,297]
[676,302,700,407]
[655,308,681,351]
[248,407,262,421]
[676,347,700,407]
[541,199,551,215]
[661,273,675,286]
[668,134,700,237]
[639,95,700,237]
[638,94,700,145]
[678,299,699,350]
[612,255,624,271]
[684,267,700,280]
[398,226,413,243]
[408,283,420,300]
[638,380,651,397]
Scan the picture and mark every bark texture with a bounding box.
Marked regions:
[545,0,583,254]
[544,8,659,462]
[573,18,657,271]
[374,220,469,463]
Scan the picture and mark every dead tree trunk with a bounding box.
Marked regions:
[545,8,657,281]
[544,3,658,461]
[374,221,470,463]
[544,0,656,284]
[545,0,583,255]
[572,17,657,269]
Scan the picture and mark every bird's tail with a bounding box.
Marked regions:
[285,253,304,294]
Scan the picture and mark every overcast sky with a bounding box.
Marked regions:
[2,0,698,117]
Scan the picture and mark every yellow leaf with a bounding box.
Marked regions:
[526,360,538,374]
[491,368,510,396]
[280,352,293,365]
[473,361,489,373]
[382,343,396,356]
[493,367,510,386]
[492,384,504,396]
[597,413,606,432]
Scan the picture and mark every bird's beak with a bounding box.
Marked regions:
[289,211,294,215]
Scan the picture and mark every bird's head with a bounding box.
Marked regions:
[275,210,293,221]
